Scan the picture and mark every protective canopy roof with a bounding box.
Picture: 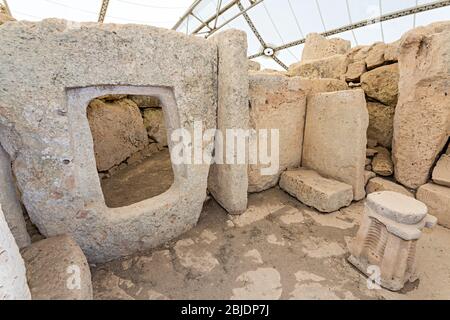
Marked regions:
[4,0,450,69]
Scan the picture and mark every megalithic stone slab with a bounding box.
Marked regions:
[303,89,369,200]
[417,183,450,229]
[208,30,249,214]
[0,145,30,248]
[392,22,450,189]
[280,168,353,213]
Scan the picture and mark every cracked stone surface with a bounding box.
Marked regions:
[91,188,450,300]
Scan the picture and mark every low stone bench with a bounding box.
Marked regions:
[280,168,353,213]
[21,235,93,300]
[348,191,437,291]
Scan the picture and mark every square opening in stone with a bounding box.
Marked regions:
[86,94,174,208]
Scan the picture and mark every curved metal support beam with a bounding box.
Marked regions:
[249,0,450,59]
[98,0,110,23]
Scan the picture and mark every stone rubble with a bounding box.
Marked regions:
[372,147,394,177]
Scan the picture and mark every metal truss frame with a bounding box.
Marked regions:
[173,0,450,70]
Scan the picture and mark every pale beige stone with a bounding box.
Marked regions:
[302,33,351,61]
[87,98,148,171]
[303,89,368,200]
[231,268,282,300]
[432,154,450,187]
[417,183,450,229]
[345,60,366,82]
[0,206,31,300]
[280,168,353,213]
[0,20,218,263]
[384,41,400,62]
[287,77,349,97]
[208,30,249,214]
[348,191,436,291]
[361,64,399,107]
[248,60,261,71]
[142,108,168,147]
[0,145,30,248]
[393,22,450,189]
[366,177,414,198]
[366,148,378,157]
[248,73,306,192]
[365,42,387,70]
[372,147,394,176]
[364,170,376,186]
[21,235,93,300]
[287,54,348,80]
[367,102,395,148]
[0,12,14,25]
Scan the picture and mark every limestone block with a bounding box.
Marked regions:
[248,60,261,71]
[128,95,160,108]
[348,191,436,291]
[0,145,30,248]
[301,33,351,61]
[417,183,450,228]
[208,30,249,214]
[303,89,368,200]
[280,168,353,213]
[345,60,366,82]
[384,41,400,62]
[432,154,450,187]
[365,43,387,70]
[87,98,148,171]
[287,54,348,80]
[248,73,306,192]
[287,77,349,97]
[21,235,93,300]
[142,108,168,147]
[367,102,395,148]
[364,171,376,186]
[366,177,414,198]
[0,206,31,300]
[0,12,14,25]
[392,22,450,189]
[372,147,394,177]
[361,64,399,107]
[0,20,217,262]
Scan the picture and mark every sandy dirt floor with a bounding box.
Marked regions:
[91,187,450,300]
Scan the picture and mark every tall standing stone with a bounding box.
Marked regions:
[0,145,30,248]
[208,30,249,214]
[303,89,368,200]
[301,33,351,62]
[392,22,450,189]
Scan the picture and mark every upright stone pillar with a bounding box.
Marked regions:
[348,191,436,291]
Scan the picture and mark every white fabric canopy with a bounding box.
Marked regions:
[5,0,450,69]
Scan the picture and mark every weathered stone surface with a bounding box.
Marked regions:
[0,20,218,262]
[384,41,400,62]
[345,60,366,82]
[392,22,450,189]
[433,154,450,187]
[0,206,31,300]
[417,183,450,228]
[366,148,378,157]
[367,138,378,148]
[303,89,368,200]
[366,177,414,198]
[361,64,399,107]
[128,95,160,108]
[287,77,349,97]
[372,147,394,176]
[248,60,261,71]
[280,168,353,213]
[248,73,306,192]
[302,33,351,61]
[87,98,148,171]
[287,55,348,80]
[365,43,387,70]
[21,235,93,300]
[142,108,168,147]
[0,12,14,25]
[364,170,376,186]
[0,145,30,248]
[208,30,249,214]
[367,102,395,148]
